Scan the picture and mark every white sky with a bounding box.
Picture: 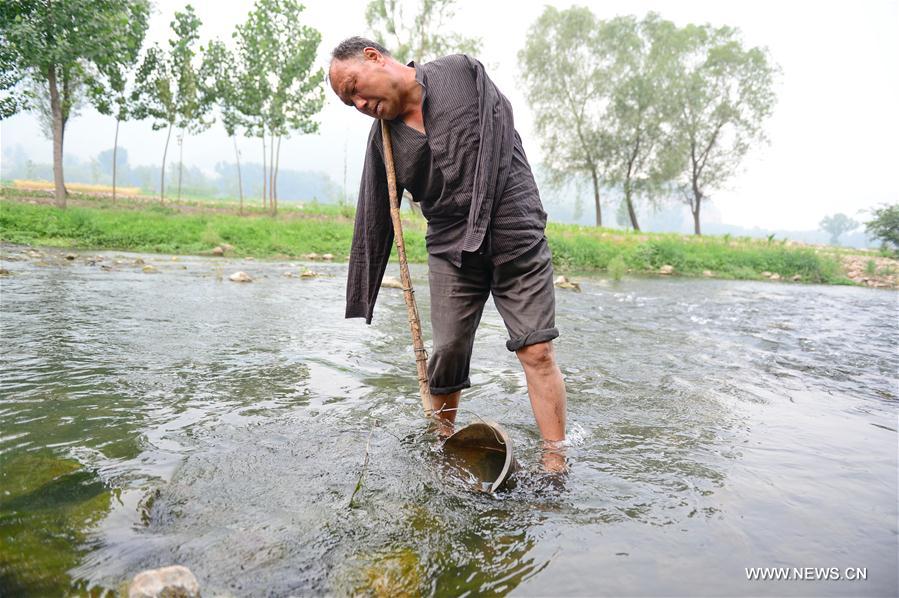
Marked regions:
[1,0,897,230]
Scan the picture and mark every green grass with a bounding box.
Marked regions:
[0,191,857,284]
[545,222,849,284]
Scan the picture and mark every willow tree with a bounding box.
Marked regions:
[133,5,210,203]
[233,0,324,215]
[1,0,152,207]
[670,24,778,235]
[519,6,611,226]
[599,14,684,231]
[365,0,481,64]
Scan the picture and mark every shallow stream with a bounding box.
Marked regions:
[1,246,896,596]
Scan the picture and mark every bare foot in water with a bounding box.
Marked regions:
[430,416,455,440]
[542,440,569,474]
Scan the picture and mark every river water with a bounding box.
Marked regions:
[1,246,896,596]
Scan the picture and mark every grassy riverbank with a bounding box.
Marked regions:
[2,188,894,287]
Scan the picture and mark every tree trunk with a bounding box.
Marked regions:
[590,165,602,227]
[692,177,703,235]
[273,134,282,216]
[268,131,275,216]
[261,134,267,208]
[692,198,702,235]
[112,117,120,203]
[177,130,184,202]
[47,64,67,208]
[624,180,640,232]
[160,122,173,203]
[233,135,243,216]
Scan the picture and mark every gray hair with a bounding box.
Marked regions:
[330,36,391,62]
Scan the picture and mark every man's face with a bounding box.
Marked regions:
[330,49,400,120]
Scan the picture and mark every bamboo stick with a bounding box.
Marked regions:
[380,120,433,417]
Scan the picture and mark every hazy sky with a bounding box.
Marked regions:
[1,0,897,230]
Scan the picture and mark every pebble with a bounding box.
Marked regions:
[554,275,581,291]
[381,276,404,289]
[229,271,252,283]
[128,565,200,598]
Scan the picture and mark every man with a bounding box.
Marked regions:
[329,37,566,468]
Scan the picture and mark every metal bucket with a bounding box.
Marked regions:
[442,421,519,493]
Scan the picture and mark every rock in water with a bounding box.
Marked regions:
[128,565,200,598]
[553,275,581,291]
[659,264,674,275]
[142,265,158,274]
[322,253,334,260]
[381,276,404,289]
[229,271,252,283]
[211,246,224,256]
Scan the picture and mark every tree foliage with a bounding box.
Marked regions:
[670,23,778,234]
[231,0,325,214]
[597,14,684,231]
[133,5,211,202]
[864,204,899,255]
[1,0,153,206]
[520,8,778,233]
[519,6,610,226]
[819,212,859,246]
[365,0,481,64]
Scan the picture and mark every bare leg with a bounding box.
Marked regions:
[431,390,460,437]
[516,340,567,472]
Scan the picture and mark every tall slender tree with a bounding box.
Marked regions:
[599,14,683,231]
[1,0,153,207]
[85,0,150,203]
[232,0,324,215]
[670,24,778,235]
[200,39,245,213]
[519,6,611,226]
[133,5,210,203]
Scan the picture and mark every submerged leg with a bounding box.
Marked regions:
[431,390,460,437]
[516,340,568,472]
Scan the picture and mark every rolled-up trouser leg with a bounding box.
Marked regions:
[491,237,559,351]
[427,251,491,395]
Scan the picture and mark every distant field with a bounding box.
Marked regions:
[2,186,895,288]
[11,179,143,196]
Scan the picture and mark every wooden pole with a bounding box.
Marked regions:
[381,120,432,417]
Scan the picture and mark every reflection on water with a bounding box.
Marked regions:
[0,245,896,596]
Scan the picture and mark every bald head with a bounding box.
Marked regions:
[328,36,419,121]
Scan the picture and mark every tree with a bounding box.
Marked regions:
[232,0,324,215]
[0,0,150,207]
[85,0,150,202]
[200,40,246,213]
[669,24,778,235]
[819,213,859,246]
[864,204,899,255]
[519,6,610,226]
[365,0,481,64]
[599,14,683,231]
[133,5,211,203]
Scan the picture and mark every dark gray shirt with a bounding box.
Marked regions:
[346,54,548,323]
